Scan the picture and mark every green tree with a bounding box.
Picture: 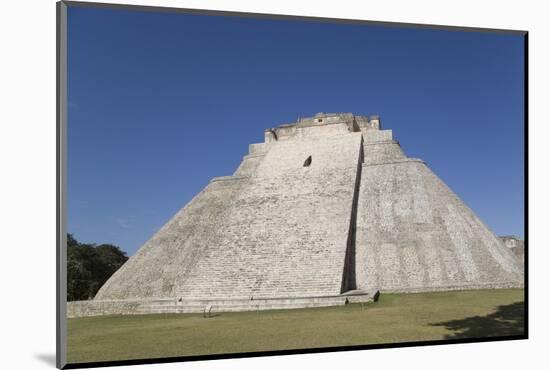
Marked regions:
[67,234,128,301]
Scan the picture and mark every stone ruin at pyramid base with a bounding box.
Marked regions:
[67,291,378,318]
[499,236,525,270]
[67,113,523,318]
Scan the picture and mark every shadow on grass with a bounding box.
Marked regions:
[431,301,525,339]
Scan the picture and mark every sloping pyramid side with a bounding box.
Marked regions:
[94,176,247,300]
[96,128,363,300]
[355,154,523,293]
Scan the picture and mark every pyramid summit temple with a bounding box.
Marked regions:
[68,112,523,317]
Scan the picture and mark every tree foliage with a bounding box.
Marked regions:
[67,233,128,301]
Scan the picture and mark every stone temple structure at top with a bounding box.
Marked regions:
[72,112,523,316]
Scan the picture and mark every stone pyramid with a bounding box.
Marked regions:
[92,112,522,312]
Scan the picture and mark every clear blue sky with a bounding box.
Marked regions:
[67,5,525,255]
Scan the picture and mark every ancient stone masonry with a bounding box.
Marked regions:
[498,236,525,270]
[71,112,523,317]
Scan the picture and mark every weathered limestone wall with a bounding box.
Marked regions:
[362,129,393,143]
[499,236,525,268]
[95,177,249,300]
[68,292,375,317]
[363,140,405,165]
[67,300,143,318]
[355,158,523,292]
[233,153,266,177]
[96,121,363,301]
[175,129,363,299]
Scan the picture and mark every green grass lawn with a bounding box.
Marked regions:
[67,289,524,364]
